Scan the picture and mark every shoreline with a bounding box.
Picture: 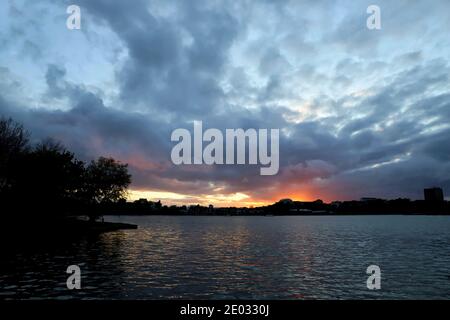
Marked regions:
[1,219,138,240]
[104,212,450,217]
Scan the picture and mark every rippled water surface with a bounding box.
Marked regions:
[1,215,450,299]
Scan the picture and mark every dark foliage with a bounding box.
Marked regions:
[0,118,131,220]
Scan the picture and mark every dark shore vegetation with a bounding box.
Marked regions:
[101,197,450,216]
[0,117,135,238]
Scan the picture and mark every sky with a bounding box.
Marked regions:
[1,0,450,206]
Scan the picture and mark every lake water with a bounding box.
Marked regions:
[1,215,450,299]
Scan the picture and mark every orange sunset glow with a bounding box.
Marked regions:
[127,188,332,207]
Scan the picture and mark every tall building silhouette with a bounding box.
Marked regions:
[424,187,444,202]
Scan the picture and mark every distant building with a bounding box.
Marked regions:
[134,198,149,205]
[424,187,444,202]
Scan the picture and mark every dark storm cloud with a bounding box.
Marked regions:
[69,0,239,117]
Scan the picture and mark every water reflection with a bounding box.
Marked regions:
[1,215,450,299]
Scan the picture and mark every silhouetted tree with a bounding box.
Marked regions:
[0,118,29,193]
[12,140,86,216]
[1,117,134,221]
[85,157,131,204]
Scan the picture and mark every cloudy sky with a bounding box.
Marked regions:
[1,0,450,206]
